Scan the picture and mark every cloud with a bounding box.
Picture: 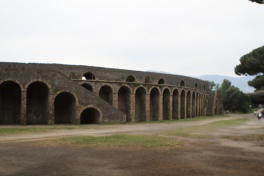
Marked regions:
[0,0,263,77]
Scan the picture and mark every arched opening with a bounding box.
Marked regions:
[196,94,200,116]
[180,80,185,87]
[54,92,76,124]
[215,100,218,115]
[82,72,95,80]
[80,108,100,124]
[150,88,160,121]
[135,87,146,122]
[192,92,196,117]
[99,85,113,105]
[145,76,151,83]
[187,91,191,118]
[163,89,170,120]
[172,89,179,120]
[158,79,165,85]
[180,90,185,119]
[118,86,131,122]
[81,83,93,92]
[195,83,198,88]
[26,82,49,124]
[126,75,136,82]
[202,96,204,115]
[0,81,21,124]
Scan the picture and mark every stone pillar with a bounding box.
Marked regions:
[177,93,181,120]
[113,93,118,109]
[130,93,135,122]
[48,93,55,125]
[193,94,196,117]
[75,105,81,125]
[159,95,163,121]
[184,94,187,119]
[169,95,173,120]
[20,89,27,125]
[190,94,193,118]
[197,95,200,116]
[200,96,202,116]
[146,93,150,122]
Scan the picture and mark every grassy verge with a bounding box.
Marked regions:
[167,118,249,139]
[222,134,264,142]
[0,114,236,135]
[0,128,52,134]
[133,114,230,124]
[0,124,108,135]
[57,134,182,149]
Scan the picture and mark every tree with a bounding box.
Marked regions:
[235,46,264,91]
[249,0,264,4]
[207,81,216,91]
[248,90,264,106]
[219,80,250,113]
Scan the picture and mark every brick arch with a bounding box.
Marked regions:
[0,80,23,90]
[158,78,165,85]
[148,86,161,95]
[54,91,78,124]
[118,86,131,122]
[180,80,185,87]
[163,88,170,120]
[99,84,113,105]
[135,86,147,122]
[81,83,94,92]
[172,88,179,120]
[26,81,49,124]
[134,86,147,94]
[25,80,52,90]
[192,91,196,117]
[117,84,133,94]
[126,75,136,82]
[82,72,96,80]
[180,89,186,119]
[80,105,103,124]
[150,87,160,121]
[144,76,152,83]
[196,93,200,116]
[162,87,172,95]
[186,91,191,118]
[0,80,22,124]
[53,89,79,106]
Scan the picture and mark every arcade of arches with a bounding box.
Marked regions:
[0,80,208,125]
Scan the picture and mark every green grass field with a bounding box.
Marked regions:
[0,114,234,135]
[222,134,264,142]
[167,118,249,138]
[58,134,181,149]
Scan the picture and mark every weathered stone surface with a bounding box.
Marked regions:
[0,62,216,125]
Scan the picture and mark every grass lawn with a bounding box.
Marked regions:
[0,114,236,135]
[57,134,182,149]
[167,118,249,139]
[222,134,264,142]
[133,114,230,124]
[0,124,107,135]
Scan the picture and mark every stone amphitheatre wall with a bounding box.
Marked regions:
[0,62,212,125]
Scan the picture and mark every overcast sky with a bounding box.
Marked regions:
[0,0,263,77]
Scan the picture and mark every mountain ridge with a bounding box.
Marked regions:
[198,74,255,93]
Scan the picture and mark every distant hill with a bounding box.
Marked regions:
[198,75,255,93]
[147,70,255,93]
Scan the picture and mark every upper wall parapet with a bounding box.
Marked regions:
[0,62,209,92]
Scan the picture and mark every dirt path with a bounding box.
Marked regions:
[0,114,246,143]
[1,113,264,176]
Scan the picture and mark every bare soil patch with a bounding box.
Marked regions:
[0,114,264,176]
